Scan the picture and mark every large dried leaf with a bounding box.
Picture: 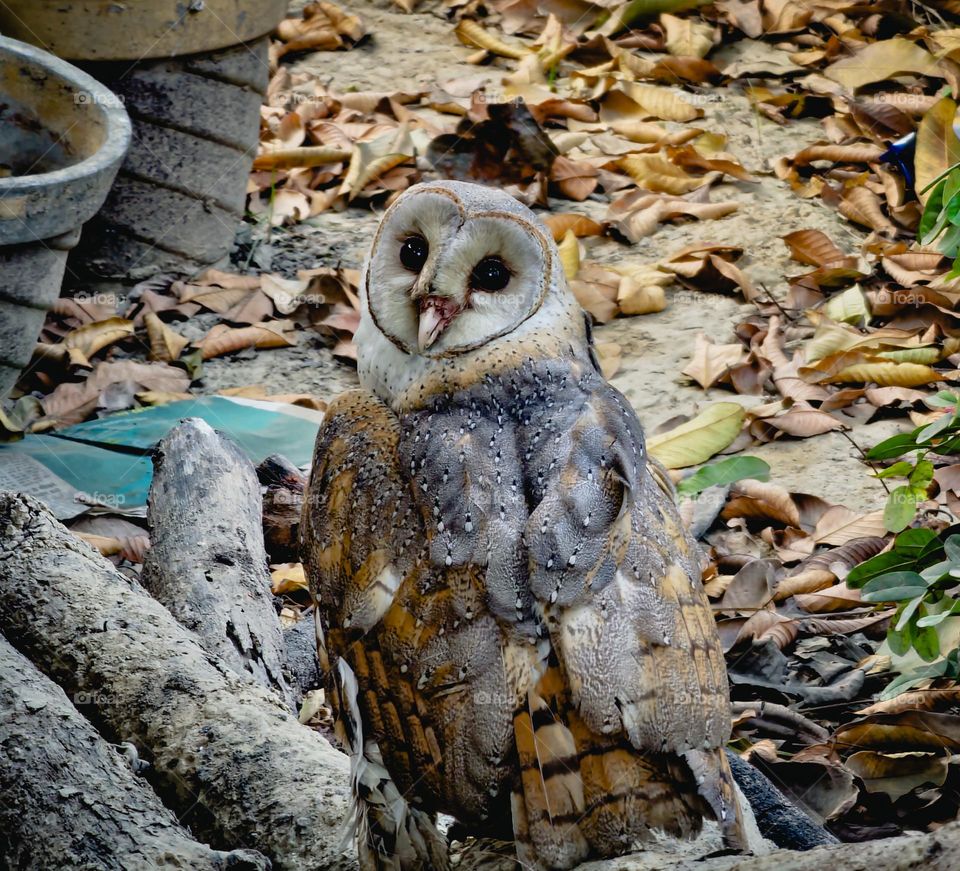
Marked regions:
[723,479,802,528]
[253,145,351,171]
[827,361,943,388]
[845,751,948,802]
[62,317,134,360]
[647,402,745,469]
[782,229,852,268]
[455,19,530,59]
[813,506,887,546]
[197,321,298,360]
[39,361,190,427]
[683,333,745,388]
[275,1,366,56]
[550,155,599,201]
[661,13,714,59]
[607,189,738,242]
[542,213,604,241]
[144,313,188,362]
[835,712,960,753]
[617,153,705,195]
[623,83,703,122]
[824,38,940,91]
[838,187,897,237]
[915,96,960,207]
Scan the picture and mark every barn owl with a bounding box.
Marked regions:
[301,181,745,871]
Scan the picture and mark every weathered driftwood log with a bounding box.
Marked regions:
[0,630,269,871]
[258,453,306,564]
[0,491,355,871]
[142,419,296,710]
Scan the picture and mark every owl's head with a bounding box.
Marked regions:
[360,181,583,363]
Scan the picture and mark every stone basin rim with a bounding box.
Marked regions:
[0,35,131,218]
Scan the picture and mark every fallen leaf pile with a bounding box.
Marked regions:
[5,266,359,434]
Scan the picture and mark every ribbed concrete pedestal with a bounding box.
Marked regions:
[75,39,270,279]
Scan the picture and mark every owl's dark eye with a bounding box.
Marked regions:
[471,256,511,292]
[400,235,429,272]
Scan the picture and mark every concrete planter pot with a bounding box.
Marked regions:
[0,1,289,280]
[0,36,130,399]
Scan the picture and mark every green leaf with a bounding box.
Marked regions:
[948,186,960,224]
[926,391,960,409]
[909,459,935,490]
[895,527,940,556]
[895,595,925,631]
[884,485,918,533]
[916,599,960,626]
[937,223,960,257]
[945,535,960,562]
[888,621,913,656]
[913,623,941,661]
[675,455,770,498]
[867,431,925,460]
[919,177,946,240]
[874,461,915,479]
[848,552,917,588]
[920,558,954,582]
[862,570,928,602]
[917,411,956,443]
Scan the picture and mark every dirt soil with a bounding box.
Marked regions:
[204,0,904,514]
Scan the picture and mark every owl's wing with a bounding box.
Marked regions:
[300,389,449,871]
[524,382,745,851]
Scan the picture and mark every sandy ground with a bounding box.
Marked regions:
[203,0,903,514]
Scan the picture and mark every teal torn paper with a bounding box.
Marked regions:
[0,396,324,519]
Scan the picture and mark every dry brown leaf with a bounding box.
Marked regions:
[828,361,943,387]
[661,13,714,59]
[617,153,705,195]
[271,562,308,595]
[62,317,134,361]
[781,229,852,268]
[824,38,940,91]
[558,230,581,281]
[608,189,738,243]
[455,19,530,60]
[594,341,621,379]
[813,506,887,546]
[144,313,188,362]
[542,212,604,241]
[793,581,862,613]
[617,277,666,316]
[275,1,365,57]
[683,333,745,389]
[791,143,886,166]
[197,321,298,360]
[570,263,619,323]
[39,361,191,427]
[839,186,898,237]
[723,479,802,529]
[550,156,599,201]
[915,96,960,207]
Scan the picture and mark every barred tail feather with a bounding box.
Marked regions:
[337,660,450,871]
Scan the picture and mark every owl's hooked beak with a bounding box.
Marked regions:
[417,295,461,352]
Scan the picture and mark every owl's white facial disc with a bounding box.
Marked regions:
[364,183,554,358]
